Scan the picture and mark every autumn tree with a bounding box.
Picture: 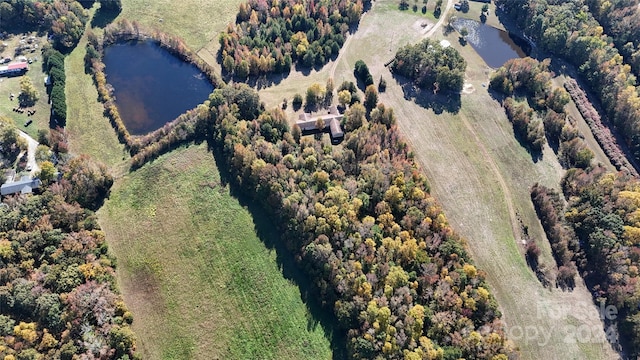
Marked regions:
[338,90,352,109]
[19,76,39,107]
[38,161,57,185]
[344,102,366,131]
[364,84,379,113]
[62,155,113,210]
[306,83,326,110]
[325,77,334,106]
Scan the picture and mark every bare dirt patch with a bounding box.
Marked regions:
[462,83,476,94]
[412,19,434,35]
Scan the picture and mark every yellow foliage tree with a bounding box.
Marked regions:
[14,322,37,344]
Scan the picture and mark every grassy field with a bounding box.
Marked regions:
[65,29,128,168]
[97,143,334,360]
[256,0,619,358]
[0,32,51,139]
[117,0,244,72]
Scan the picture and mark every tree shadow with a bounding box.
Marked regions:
[487,90,543,162]
[393,74,461,114]
[208,143,348,360]
[91,7,121,29]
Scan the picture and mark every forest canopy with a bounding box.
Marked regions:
[0,152,137,359]
[391,39,466,93]
[0,0,89,50]
[219,0,368,78]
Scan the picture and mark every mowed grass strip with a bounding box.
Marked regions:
[65,31,127,167]
[98,143,332,360]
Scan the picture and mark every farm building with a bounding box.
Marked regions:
[1,176,41,196]
[0,62,28,76]
[296,106,344,143]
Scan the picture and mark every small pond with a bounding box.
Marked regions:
[452,18,530,68]
[103,40,214,135]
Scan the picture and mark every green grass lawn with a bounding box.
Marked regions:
[117,0,244,61]
[65,29,128,168]
[97,143,334,360]
[0,32,51,139]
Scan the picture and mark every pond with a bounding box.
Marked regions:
[103,40,214,135]
[452,18,530,68]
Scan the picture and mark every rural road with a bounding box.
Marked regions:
[423,0,454,39]
[18,130,40,176]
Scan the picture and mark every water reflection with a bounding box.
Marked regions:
[453,18,529,68]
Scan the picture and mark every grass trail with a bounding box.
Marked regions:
[65,30,127,167]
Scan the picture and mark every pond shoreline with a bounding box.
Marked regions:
[103,40,213,136]
[84,20,218,169]
[452,18,529,68]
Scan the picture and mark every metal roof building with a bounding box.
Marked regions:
[1,176,42,196]
[0,62,28,76]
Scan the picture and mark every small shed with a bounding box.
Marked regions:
[1,176,42,196]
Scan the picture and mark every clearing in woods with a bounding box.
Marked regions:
[97,144,334,360]
[257,0,619,358]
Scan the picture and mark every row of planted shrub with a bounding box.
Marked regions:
[43,48,67,126]
[564,78,639,177]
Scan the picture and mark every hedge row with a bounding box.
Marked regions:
[564,79,638,177]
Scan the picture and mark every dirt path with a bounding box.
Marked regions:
[423,0,454,39]
[329,14,365,81]
[18,130,40,176]
[329,0,452,84]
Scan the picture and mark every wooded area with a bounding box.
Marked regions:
[219,0,368,78]
[0,129,136,359]
[205,83,516,359]
[496,0,640,166]
[391,39,466,93]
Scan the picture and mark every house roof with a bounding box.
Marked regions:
[8,62,28,70]
[329,118,344,138]
[296,109,345,143]
[0,62,28,75]
[1,176,42,196]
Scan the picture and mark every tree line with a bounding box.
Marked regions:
[585,0,640,76]
[219,0,368,78]
[490,57,594,168]
[496,0,640,167]
[489,42,640,357]
[561,168,640,355]
[43,48,67,126]
[203,83,516,359]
